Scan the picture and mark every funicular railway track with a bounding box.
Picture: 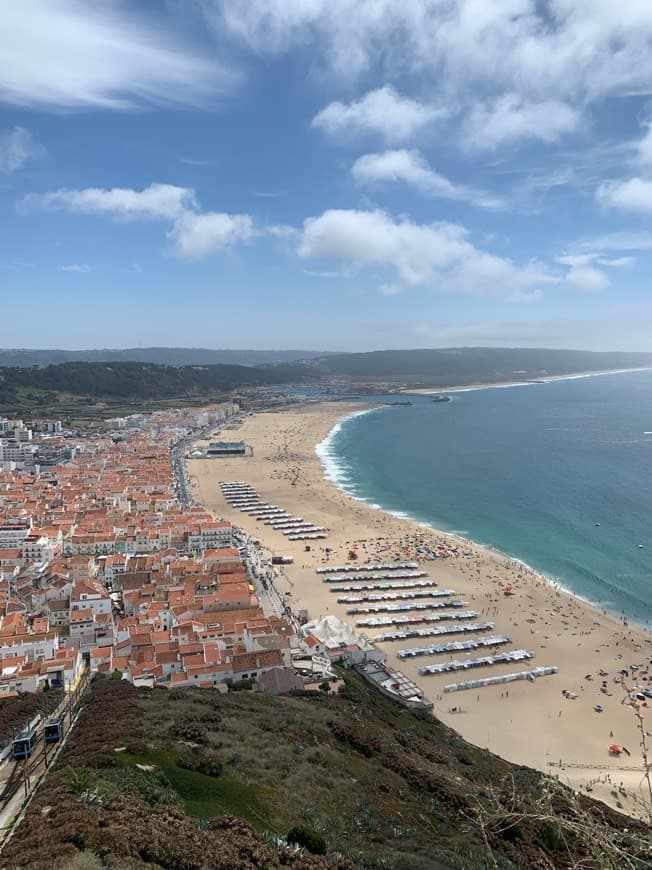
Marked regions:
[0,667,91,837]
[0,759,26,805]
[0,746,47,806]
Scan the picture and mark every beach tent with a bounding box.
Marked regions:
[608,744,622,755]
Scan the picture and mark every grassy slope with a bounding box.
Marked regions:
[4,674,652,869]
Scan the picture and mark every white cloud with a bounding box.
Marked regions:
[445,250,556,297]
[168,212,254,257]
[298,207,557,296]
[463,95,581,150]
[60,263,90,273]
[597,256,636,267]
[312,85,445,143]
[0,0,234,110]
[304,269,345,278]
[635,123,652,167]
[212,2,407,79]
[351,148,503,208]
[0,127,44,174]
[21,182,253,258]
[20,183,197,221]
[556,253,597,268]
[209,2,652,108]
[298,208,470,287]
[266,224,298,238]
[352,149,503,209]
[596,177,652,213]
[578,231,652,251]
[352,149,456,194]
[566,265,609,292]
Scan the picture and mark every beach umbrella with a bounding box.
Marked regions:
[608,744,622,754]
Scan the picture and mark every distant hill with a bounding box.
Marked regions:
[0,347,332,367]
[304,347,652,385]
[0,360,317,416]
[3,346,651,386]
[2,349,651,418]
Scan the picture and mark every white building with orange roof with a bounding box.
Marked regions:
[69,608,95,650]
[70,579,112,617]
[187,520,232,553]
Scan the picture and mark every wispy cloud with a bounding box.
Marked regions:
[265,224,297,239]
[352,149,503,209]
[578,231,652,252]
[60,263,90,273]
[0,127,45,174]
[210,1,652,111]
[179,157,216,167]
[20,183,197,220]
[304,269,345,278]
[1,1,236,110]
[462,95,581,151]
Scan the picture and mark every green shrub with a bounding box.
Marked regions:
[177,752,223,778]
[537,823,566,853]
[286,824,327,855]
[67,767,91,795]
[228,679,253,692]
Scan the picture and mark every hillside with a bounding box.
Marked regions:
[307,348,652,384]
[4,672,651,869]
[0,361,316,416]
[0,349,332,368]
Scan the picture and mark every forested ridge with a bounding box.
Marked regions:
[0,360,316,404]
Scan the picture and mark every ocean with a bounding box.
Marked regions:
[317,369,652,624]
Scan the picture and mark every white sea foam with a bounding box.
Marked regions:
[426,366,652,396]
[315,407,379,495]
[314,388,652,628]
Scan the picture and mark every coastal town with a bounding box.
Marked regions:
[1,396,651,826]
[0,403,418,707]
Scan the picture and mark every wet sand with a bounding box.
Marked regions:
[189,402,652,816]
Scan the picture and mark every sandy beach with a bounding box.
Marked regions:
[189,402,652,816]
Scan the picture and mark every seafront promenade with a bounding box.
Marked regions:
[189,401,652,817]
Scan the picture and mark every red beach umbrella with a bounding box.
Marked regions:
[608,744,622,754]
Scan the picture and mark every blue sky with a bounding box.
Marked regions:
[4,1,652,351]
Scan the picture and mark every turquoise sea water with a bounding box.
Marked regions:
[317,369,652,624]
